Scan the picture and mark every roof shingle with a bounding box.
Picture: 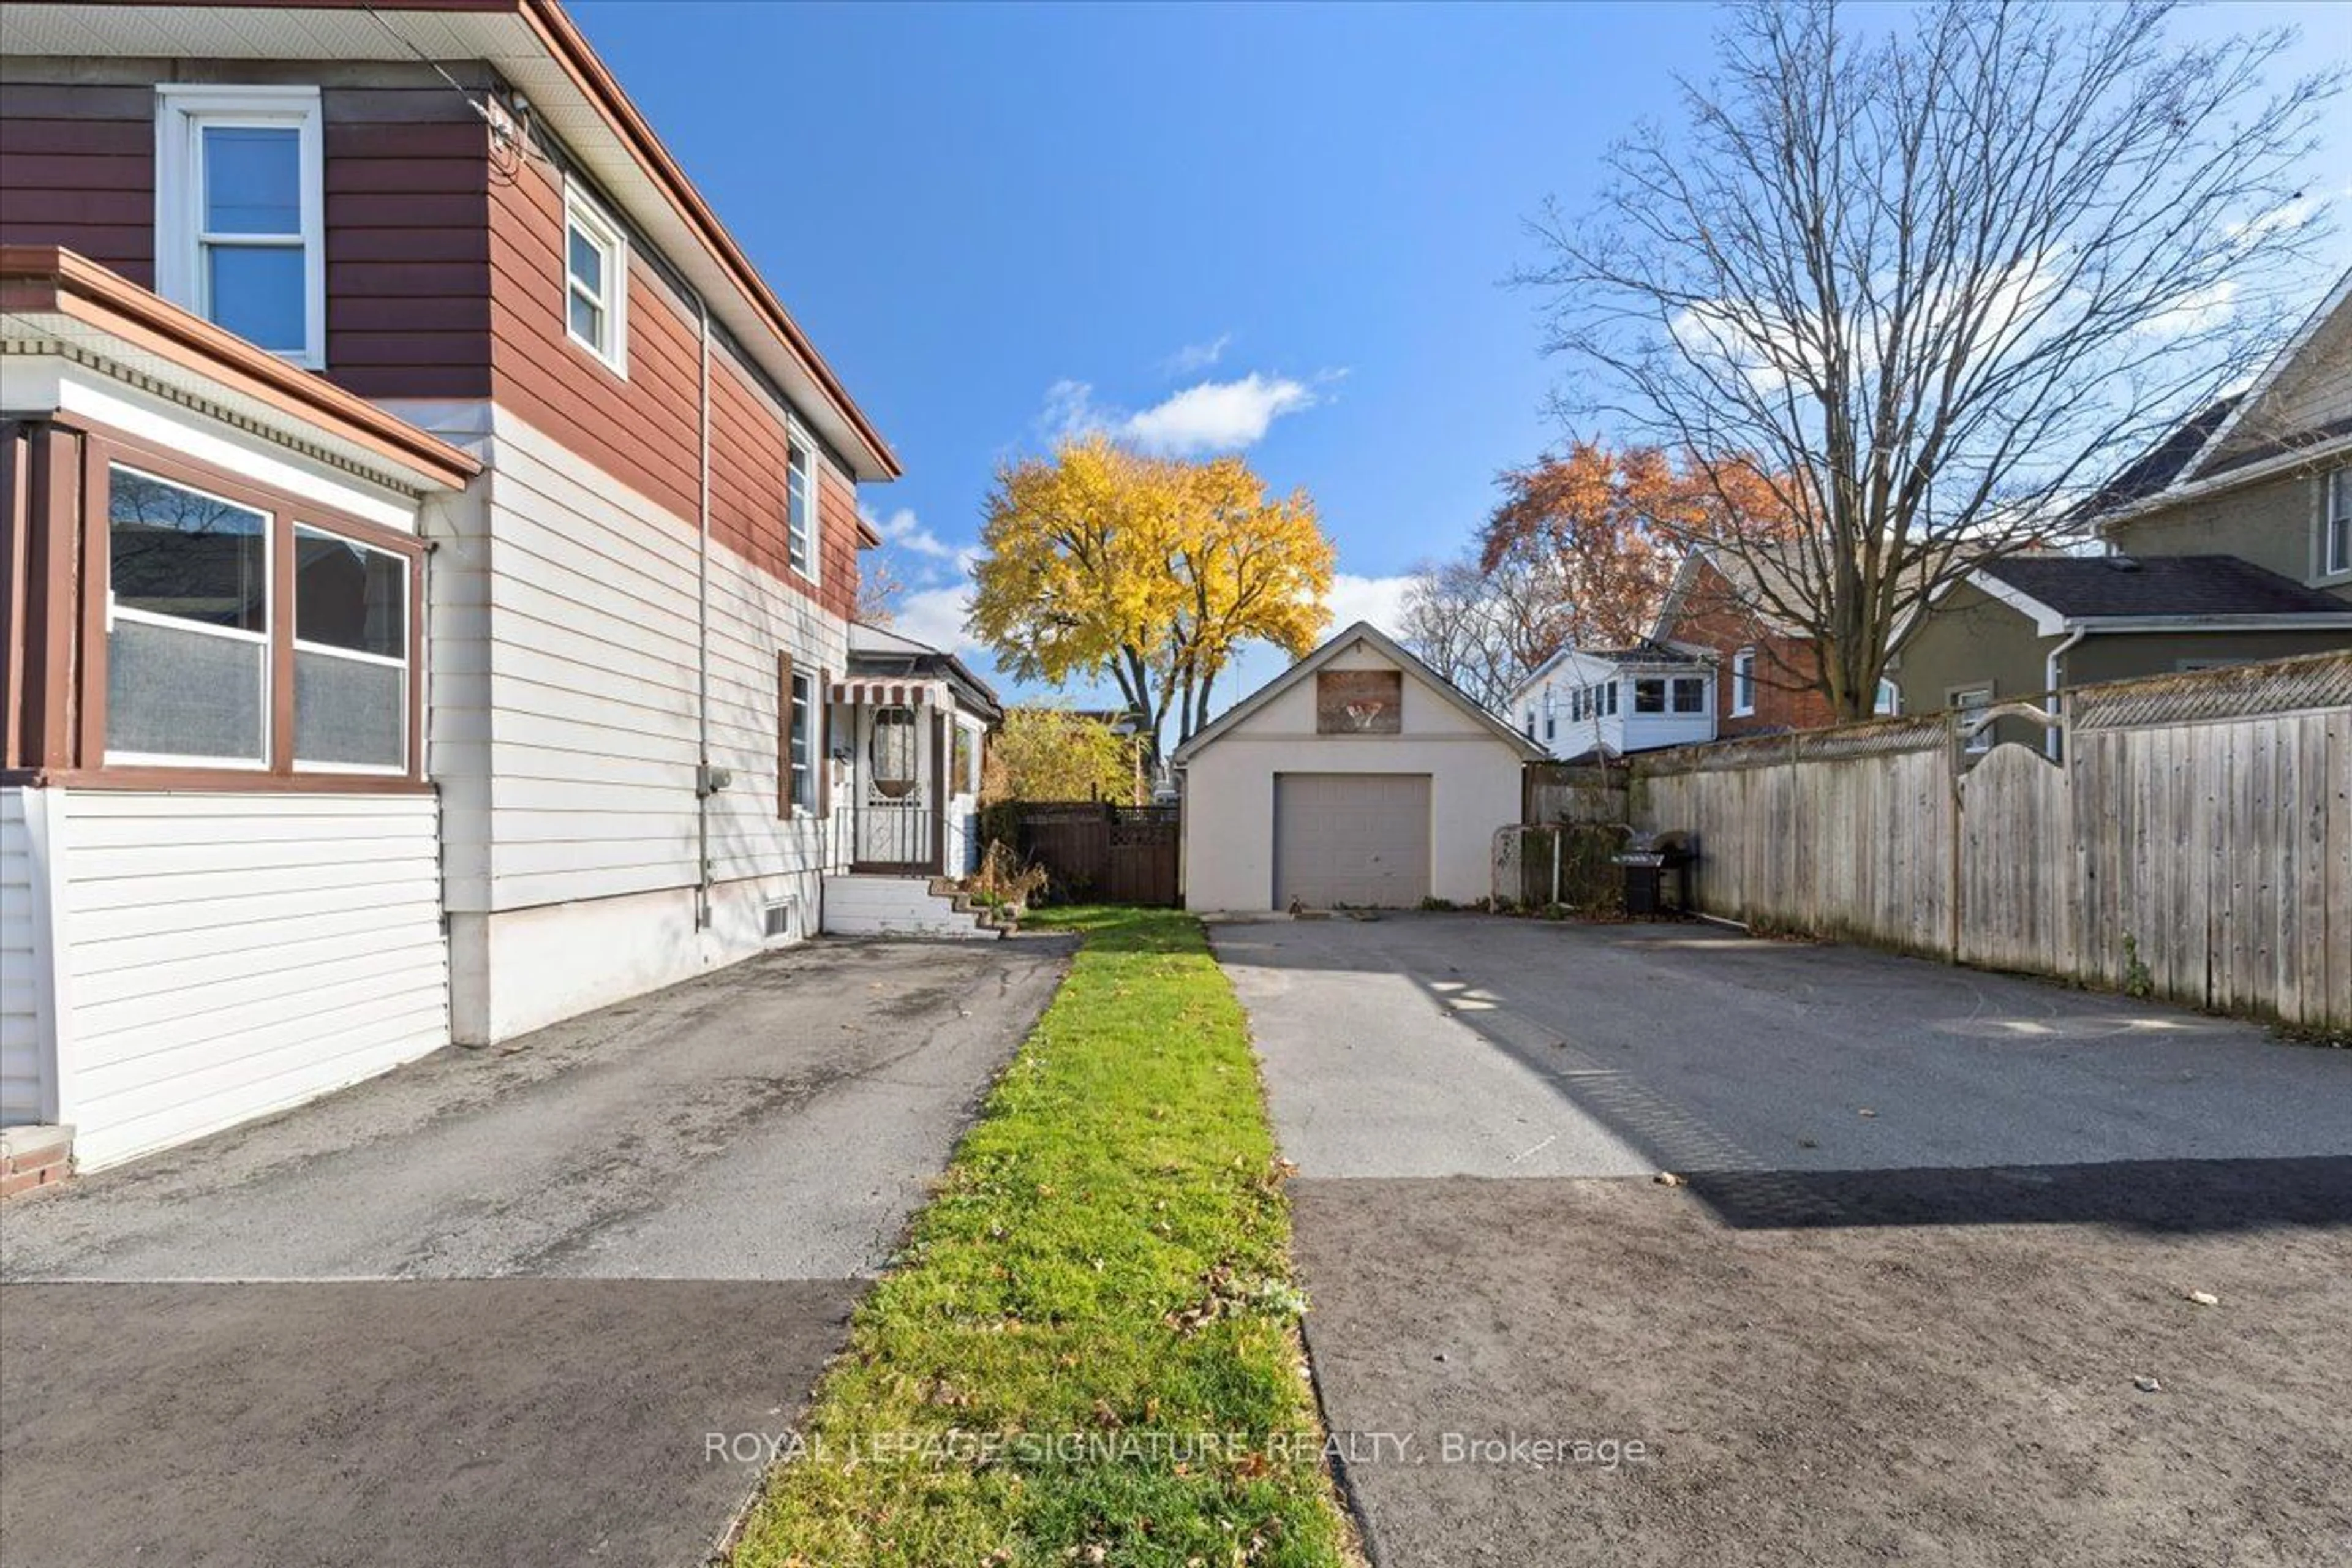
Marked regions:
[1977,554,2351,619]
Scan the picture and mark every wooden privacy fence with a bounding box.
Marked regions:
[1630,652,2352,1031]
[990,802,1182,907]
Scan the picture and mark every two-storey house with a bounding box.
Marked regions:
[1891,270,2352,741]
[1,0,989,1170]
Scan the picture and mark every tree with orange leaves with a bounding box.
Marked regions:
[1473,441,1790,647]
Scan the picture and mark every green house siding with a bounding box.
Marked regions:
[2107,467,2352,600]
[1894,580,2352,748]
[1892,582,2054,746]
[2065,627,2352,685]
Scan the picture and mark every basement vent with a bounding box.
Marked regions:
[762,898,797,941]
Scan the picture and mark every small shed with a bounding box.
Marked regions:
[1172,622,1545,911]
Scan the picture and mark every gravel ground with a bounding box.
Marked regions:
[1295,1169,2352,1568]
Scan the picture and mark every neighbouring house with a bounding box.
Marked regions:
[1892,555,2352,753]
[2092,269,2351,598]
[1172,621,1545,911]
[1506,640,1716,761]
[1890,270,2352,744]
[0,0,984,1171]
[1649,546,1900,734]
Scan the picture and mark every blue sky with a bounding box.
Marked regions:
[569,0,2352,712]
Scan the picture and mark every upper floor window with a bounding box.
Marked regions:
[2326,467,2350,578]
[786,437,818,577]
[156,86,324,366]
[1731,649,1757,716]
[564,181,628,373]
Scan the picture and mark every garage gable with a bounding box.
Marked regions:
[1173,622,1545,762]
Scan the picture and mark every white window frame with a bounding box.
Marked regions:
[786,434,818,579]
[786,667,815,812]
[1730,648,1757,717]
[1668,675,1709,715]
[104,462,274,771]
[1874,678,1901,716]
[563,179,629,375]
[290,524,411,775]
[2323,467,2351,579]
[155,85,326,369]
[1952,684,1996,755]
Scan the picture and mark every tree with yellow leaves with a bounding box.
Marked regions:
[968,437,1334,761]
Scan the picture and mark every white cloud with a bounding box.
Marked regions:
[1123,373,1319,455]
[1162,333,1231,375]
[1037,371,1326,456]
[860,504,963,562]
[893,583,978,655]
[1322,572,1416,639]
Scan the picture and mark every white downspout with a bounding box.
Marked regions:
[693,288,714,930]
[2045,624,2087,760]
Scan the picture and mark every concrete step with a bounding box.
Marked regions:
[821,875,1003,940]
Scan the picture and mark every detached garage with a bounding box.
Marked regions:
[1173,622,1544,911]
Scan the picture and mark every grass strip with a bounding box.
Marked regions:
[730,907,1352,1568]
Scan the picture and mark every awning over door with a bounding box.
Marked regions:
[831,677,951,707]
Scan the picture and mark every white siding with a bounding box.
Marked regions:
[55,792,450,1170]
[1,789,42,1125]
[432,413,851,1043]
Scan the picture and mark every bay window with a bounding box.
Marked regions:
[293,527,409,770]
[93,448,421,782]
[156,86,325,366]
[106,467,270,764]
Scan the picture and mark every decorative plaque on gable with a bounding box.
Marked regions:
[1316,669,1403,734]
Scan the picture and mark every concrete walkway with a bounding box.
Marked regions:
[0,935,1073,1568]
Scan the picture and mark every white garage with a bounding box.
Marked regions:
[1174,622,1544,911]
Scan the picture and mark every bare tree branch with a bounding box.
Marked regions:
[1522,0,2339,717]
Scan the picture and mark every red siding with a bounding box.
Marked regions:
[319,87,491,399]
[0,78,491,399]
[490,151,862,612]
[0,85,155,286]
[1659,559,1838,736]
[2,66,862,614]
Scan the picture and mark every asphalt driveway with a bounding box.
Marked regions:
[0,935,1072,1568]
[1213,914,2352,1567]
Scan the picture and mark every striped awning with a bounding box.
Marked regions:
[830,677,951,708]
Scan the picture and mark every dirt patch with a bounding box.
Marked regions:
[1292,1169,2352,1567]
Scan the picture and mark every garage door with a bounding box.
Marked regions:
[1273,773,1431,909]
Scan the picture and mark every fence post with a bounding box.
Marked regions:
[1945,712,1963,962]
[1550,828,1562,907]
